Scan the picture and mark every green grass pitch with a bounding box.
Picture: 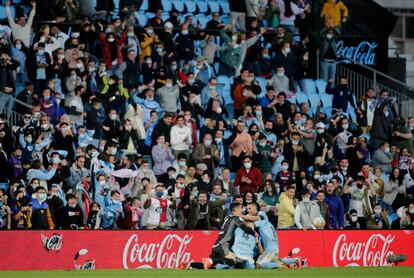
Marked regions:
[1,267,413,278]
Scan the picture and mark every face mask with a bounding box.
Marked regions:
[171,65,177,71]
[277,72,285,77]
[125,126,132,131]
[178,161,186,167]
[342,124,349,130]
[177,183,184,189]
[76,63,83,69]
[72,32,80,38]
[292,140,299,145]
[204,140,212,147]
[98,180,106,186]
[91,150,99,158]
[88,67,95,73]
[165,83,173,88]
[38,193,46,201]
[215,138,222,144]
[146,59,152,65]
[192,191,198,197]
[284,47,291,54]
[326,34,333,40]
[196,64,203,70]
[409,209,414,214]
[38,50,45,55]
[302,197,310,202]
[182,30,189,35]
[188,79,195,85]
[256,111,262,117]
[351,216,358,222]
[58,54,65,60]
[156,48,163,54]
[110,114,117,121]
[384,111,389,117]
[41,124,49,129]
[52,157,60,164]
[303,55,309,61]
[156,192,164,198]
[108,37,115,43]
[127,32,134,37]
[15,43,22,50]
[44,95,50,100]
[357,184,363,189]
[112,199,121,205]
[146,29,154,35]
[244,162,252,169]
[384,147,390,153]
[189,98,196,104]
[111,148,117,155]
[282,165,289,171]
[317,128,325,134]
[216,107,222,114]
[69,203,77,208]
[374,209,382,215]
[26,137,33,143]
[341,166,348,171]
[233,44,239,49]
[314,175,320,180]
[259,142,266,147]
[232,35,238,41]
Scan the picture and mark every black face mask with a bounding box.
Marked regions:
[357,184,364,189]
[265,128,272,133]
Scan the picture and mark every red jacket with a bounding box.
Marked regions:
[234,167,262,194]
[98,32,127,69]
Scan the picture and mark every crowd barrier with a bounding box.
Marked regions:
[0,230,413,270]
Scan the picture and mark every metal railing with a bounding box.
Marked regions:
[0,91,32,126]
[337,63,414,118]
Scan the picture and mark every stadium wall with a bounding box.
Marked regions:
[0,230,413,270]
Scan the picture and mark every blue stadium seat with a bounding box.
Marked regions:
[161,0,173,12]
[140,0,148,11]
[196,14,208,28]
[307,93,321,108]
[319,93,333,108]
[219,0,230,14]
[315,79,328,94]
[208,1,220,13]
[221,15,231,25]
[135,12,148,26]
[161,12,169,21]
[217,75,231,91]
[255,77,267,96]
[173,0,185,13]
[185,1,197,13]
[0,5,14,20]
[299,78,317,94]
[296,92,309,105]
[197,1,208,14]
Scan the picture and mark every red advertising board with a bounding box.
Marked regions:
[0,230,413,270]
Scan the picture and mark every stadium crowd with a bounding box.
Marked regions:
[0,0,413,231]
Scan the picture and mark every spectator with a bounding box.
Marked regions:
[344,209,360,229]
[5,1,36,47]
[234,156,262,194]
[60,193,84,229]
[30,186,54,229]
[277,185,296,229]
[295,189,322,230]
[144,184,175,229]
[325,182,344,229]
[372,142,393,174]
[320,0,349,29]
[315,190,330,229]
[229,0,247,31]
[320,27,340,83]
[116,197,143,229]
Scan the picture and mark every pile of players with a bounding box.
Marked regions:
[186,202,305,270]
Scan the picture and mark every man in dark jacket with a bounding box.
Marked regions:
[151,113,173,145]
[60,193,84,229]
[16,81,38,115]
[370,100,393,151]
[86,100,103,139]
[0,52,20,111]
[283,132,308,173]
[187,191,226,230]
[326,76,355,113]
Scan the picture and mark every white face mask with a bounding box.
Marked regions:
[292,140,299,145]
[110,114,117,121]
[15,43,22,50]
[127,32,134,37]
[146,29,154,35]
[281,165,289,171]
[351,216,358,222]
[384,147,390,153]
[216,107,222,114]
[111,148,117,155]
[342,124,349,130]
[108,37,115,43]
[284,47,291,54]
[244,162,252,169]
[98,180,106,186]
[374,209,382,215]
[232,35,238,42]
[302,197,310,202]
[215,138,222,144]
[326,34,333,40]
[38,50,45,55]
[259,142,266,147]
[204,140,212,147]
[182,30,189,35]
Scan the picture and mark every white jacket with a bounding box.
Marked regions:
[170,125,192,151]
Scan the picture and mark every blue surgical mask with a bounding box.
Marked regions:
[156,192,164,198]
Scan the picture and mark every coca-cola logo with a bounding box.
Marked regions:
[123,234,193,269]
[337,40,378,65]
[333,234,395,266]
[41,233,63,251]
